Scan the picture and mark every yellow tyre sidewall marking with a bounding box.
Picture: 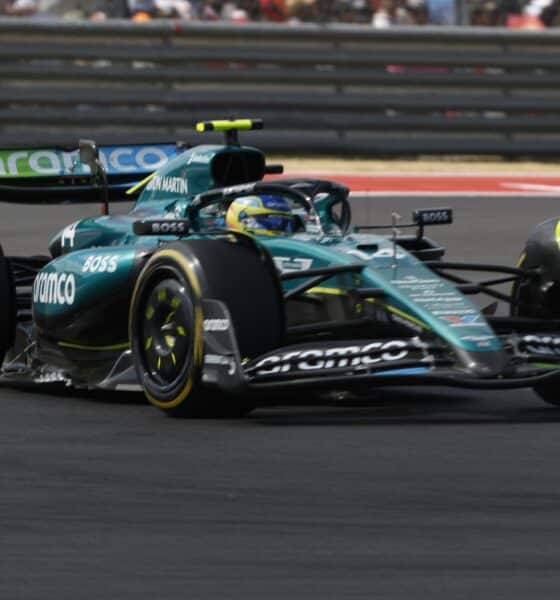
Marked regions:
[129,248,204,410]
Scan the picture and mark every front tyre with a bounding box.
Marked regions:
[130,238,284,417]
[129,249,205,417]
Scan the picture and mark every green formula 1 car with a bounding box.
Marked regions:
[1,119,560,417]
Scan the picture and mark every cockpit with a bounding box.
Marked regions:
[192,179,351,238]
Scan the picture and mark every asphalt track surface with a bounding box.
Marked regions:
[4,196,560,599]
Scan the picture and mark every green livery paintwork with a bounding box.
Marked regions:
[33,247,139,319]
[137,145,265,205]
[263,235,501,353]
[33,139,501,364]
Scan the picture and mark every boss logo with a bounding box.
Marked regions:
[413,208,453,225]
[151,221,187,234]
[82,254,119,273]
[33,272,76,306]
[133,220,189,236]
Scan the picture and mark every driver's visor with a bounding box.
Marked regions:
[240,211,294,234]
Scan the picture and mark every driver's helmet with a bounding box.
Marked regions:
[226,194,294,236]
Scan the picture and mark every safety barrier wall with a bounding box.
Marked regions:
[2,18,560,155]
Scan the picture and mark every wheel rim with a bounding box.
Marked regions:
[139,278,193,389]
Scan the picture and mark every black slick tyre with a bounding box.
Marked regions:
[511,218,560,319]
[129,237,284,417]
[511,230,560,407]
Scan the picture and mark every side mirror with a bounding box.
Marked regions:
[78,139,99,172]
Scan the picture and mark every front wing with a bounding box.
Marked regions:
[202,301,560,395]
[4,299,560,396]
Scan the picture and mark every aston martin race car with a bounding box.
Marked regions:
[2,118,560,417]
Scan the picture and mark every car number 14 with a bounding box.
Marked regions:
[82,254,119,273]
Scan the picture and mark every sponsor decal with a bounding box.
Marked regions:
[253,340,427,376]
[460,334,495,348]
[34,370,68,384]
[223,183,255,196]
[413,208,453,225]
[273,256,313,273]
[346,247,406,261]
[0,145,176,178]
[186,152,212,165]
[520,335,560,356]
[204,353,236,375]
[82,254,119,274]
[61,221,79,249]
[392,277,490,330]
[143,220,188,235]
[203,318,230,332]
[393,276,443,287]
[442,315,480,325]
[432,305,478,313]
[33,272,76,305]
[145,176,188,195]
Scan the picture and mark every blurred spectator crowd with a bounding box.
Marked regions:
[1,0,557,27]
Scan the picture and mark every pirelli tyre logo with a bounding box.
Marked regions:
[251,339,429,376]
[33,272,76,306]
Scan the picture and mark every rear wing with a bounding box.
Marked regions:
[0,142,186,204]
